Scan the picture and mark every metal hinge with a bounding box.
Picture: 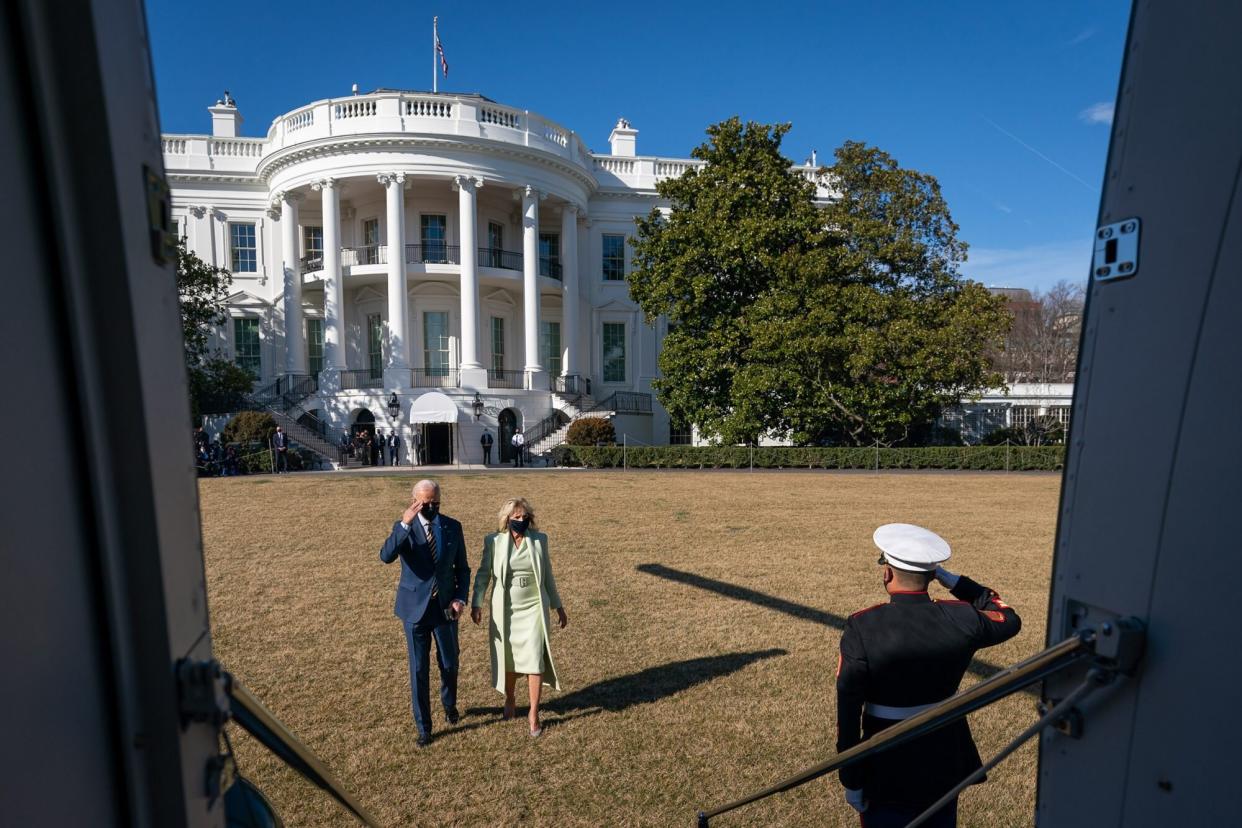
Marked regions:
[1093,218,1140,281]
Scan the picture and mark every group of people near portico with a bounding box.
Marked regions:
[378,480,1018,826]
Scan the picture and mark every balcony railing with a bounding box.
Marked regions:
[488,370,527,389]
[552,373,586,397]
[341,368,383,390]
[411,368,459,388]
[406,243,460,265]
[302,245,549,276]
[480,247,522,271]
[349,244,383,266]
[539,256,562,280]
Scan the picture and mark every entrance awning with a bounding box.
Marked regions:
[408,391,459,424]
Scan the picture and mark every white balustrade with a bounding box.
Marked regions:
[208,138,263,157]
[404,98,453,118]
[594,157,636,175]
[334,99,377,119]
[162,137,187,154]
[479,105,520,129]
[285,109,313,132]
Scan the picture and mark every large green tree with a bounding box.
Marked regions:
[629,121,1009,445]
[177,241,253,422]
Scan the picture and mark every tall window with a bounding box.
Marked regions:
[424,311,451,376]
[362,218,379,264]
[539,232,560,278]
[540,321,562,378]
[229,222,256,272]
[367,313,383,378]
[602,322,626,383]
[171,218,180,240]
[490,316,505,376]
[303,226,323,267]
[307,318,324,376]
[669,417,693,446]
[233,317,260,378]
[421,214,447,262]
[602,233,626,281]
[487,222,504,268]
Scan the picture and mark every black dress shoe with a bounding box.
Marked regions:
[446,707,460,725]
[416,732,432,748]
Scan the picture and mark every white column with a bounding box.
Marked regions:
[313,178,344,379]
[561,203,580,378]
[521,185,542,386]
[379,172,410,372]
[455,175,484,378]
[280,191,306,374]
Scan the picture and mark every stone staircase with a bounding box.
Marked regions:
[525,392,615,458]
[235,374,350,470]
[267,409,347,470]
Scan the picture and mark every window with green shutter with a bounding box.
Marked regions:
[424,311,450,376]
[490,316,505,376]
[234,317,260,378]
[602,234,626,280]
[540,321,562,377]
[602,323,625,383]
[307,318,324,376]
[367,313,383,379]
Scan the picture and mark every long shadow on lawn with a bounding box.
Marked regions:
[636,563,1029,690]
[462,648,786,727]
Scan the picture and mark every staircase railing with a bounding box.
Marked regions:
[249,373,318,411]
[583,391,653,416]
[551,373,586,403]
[284,402,347,451]
[522,411,569,447]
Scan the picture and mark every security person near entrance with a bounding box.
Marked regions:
[836,524,1021,827]
[480,428,494,465]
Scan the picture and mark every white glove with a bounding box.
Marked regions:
[934,566,960,589]
[844,788,868,813]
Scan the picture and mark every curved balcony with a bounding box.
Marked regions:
[260,91,594,181]
[301,246,562,280]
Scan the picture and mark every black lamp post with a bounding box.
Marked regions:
[386,393,400,420]
[472,392,484,420]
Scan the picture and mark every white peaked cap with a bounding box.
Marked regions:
[873,523,952,572]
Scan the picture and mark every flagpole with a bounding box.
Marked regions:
[432,16,438,93]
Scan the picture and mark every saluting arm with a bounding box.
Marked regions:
[835,619,868,792]
[470,535,494,609]
[379,520,410,564]
[938,569,1022,646]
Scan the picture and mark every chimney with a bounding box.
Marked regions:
[208,91,243,137]
[608,117,637,157]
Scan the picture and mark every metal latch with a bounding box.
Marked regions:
[1093,218,1140,281]
[144,164,176,265]
[175,658,231,728]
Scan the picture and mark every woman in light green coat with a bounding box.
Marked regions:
[470,497,568,736]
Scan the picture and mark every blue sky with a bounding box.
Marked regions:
[147,0,1130,293]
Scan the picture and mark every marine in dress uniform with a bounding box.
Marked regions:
[836,524,1021,827]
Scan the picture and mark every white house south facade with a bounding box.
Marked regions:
[164,90,832,464]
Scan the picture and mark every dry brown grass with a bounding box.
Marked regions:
[199,470,1061,827]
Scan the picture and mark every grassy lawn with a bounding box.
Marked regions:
[199,470,1061,827]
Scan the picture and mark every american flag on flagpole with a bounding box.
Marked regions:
[435,25,449,77]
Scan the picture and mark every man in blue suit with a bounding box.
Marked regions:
[379,478,470,747]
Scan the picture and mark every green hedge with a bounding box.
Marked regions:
[551,445,1064,471]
